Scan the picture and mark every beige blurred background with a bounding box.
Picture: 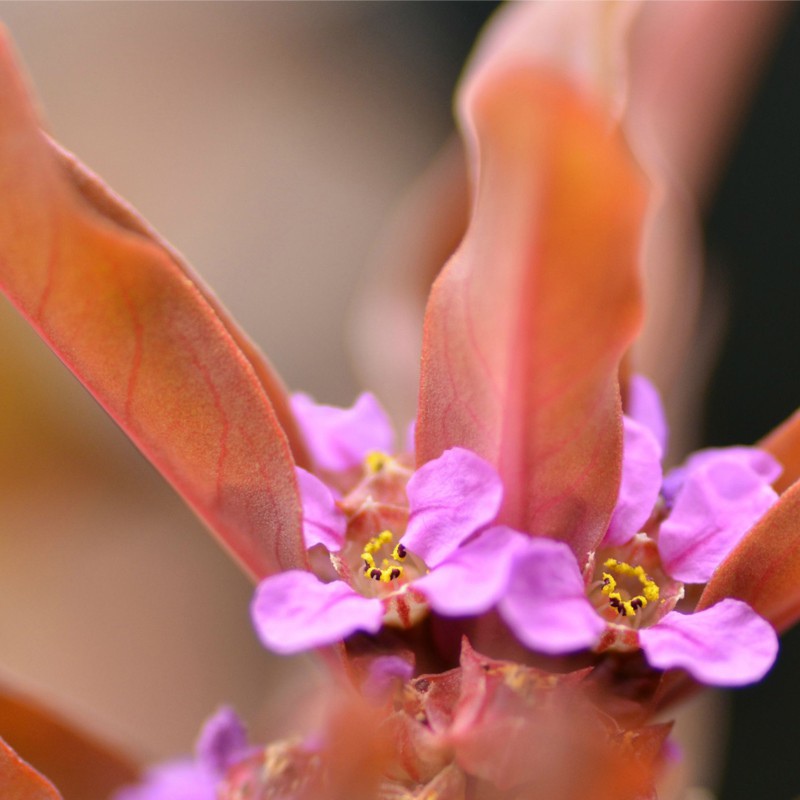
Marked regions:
[0,2,459,760]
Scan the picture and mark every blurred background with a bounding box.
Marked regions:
[0,3,797,799]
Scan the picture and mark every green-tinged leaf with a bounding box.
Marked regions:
[0,737,61,800]
[416,68,646,564]
[0,686,137,800]
[698,480,800,633]
[0,28,304,578]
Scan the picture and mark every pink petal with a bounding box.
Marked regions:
[626,374,668,454]
[113,761,215,800]
[401,448,503,568]
[498,539,605,654]
[362,656,415,701]
[290,392,394,473]
[251,571,383,655]
[603,415,663,547]
[195,706,248,774]
[295,468,346,551]
[413,526,527,617]
[698,481,800,634]
[662,446,782,505]
[638,599,778,686]
[659,455,779,584]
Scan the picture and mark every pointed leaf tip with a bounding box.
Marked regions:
[0,30,304,578]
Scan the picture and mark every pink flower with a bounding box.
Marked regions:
[252,392,530,654]
[252,383,779,688]
[495,377,779,686]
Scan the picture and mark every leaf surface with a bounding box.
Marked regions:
[416,67,646,563]
[0,684,138,800]
[0,29,304,578]
[0,737,62,800]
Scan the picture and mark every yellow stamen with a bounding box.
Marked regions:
[360,530,404,583]
[601,558,660,617]
[365,451,391,474]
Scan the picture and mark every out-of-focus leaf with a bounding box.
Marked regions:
[416,67,646,564]
[0,736,61,800]
[0,28,305,579]
[0,686,138,800]
[349,137,469,426]
[697,480,800,633]
[759,408,800,493]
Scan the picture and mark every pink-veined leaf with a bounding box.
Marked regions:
[416,67,646,564]
[697,479,800,634]
[0,683,138,800]
[0,27,305,579]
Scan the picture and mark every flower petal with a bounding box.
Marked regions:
[603,415,662,547]
[414,526,527,617]
[659,454,778,584]
[361,656,415,701]
[698,480,800,633]
[251,571,384,655]
[638,599,777,686]
[662,446,782,505]
[626,374,668,454]
[295,468,346,551]
[401,448,503,567]
[290,392,394,473]
[498,539,604,654]
[113,761,215,800]
[195,707,247,775]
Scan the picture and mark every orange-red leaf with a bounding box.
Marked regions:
[698,480,800,633]
[416,68,646,564]
[0,28,304,579]
[758,408,800,494]
[0,737,61,800]
[0,686,138,800]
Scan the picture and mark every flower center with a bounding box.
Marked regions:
[360,530,406,583]
[600,558,660,617]
[365,450,398,474]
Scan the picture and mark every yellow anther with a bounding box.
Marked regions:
[360,531,405,583]
[392,542,408,562]
[601,572,617,595]
[362,530,394,558]
[601,559,660,617]
[377,530,394,545]
[366,451,391,474]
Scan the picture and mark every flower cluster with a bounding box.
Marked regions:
[0,2,796,798]
[252,380,778,687]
